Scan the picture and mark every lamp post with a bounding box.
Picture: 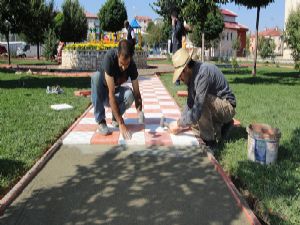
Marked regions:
[4,20,11,65]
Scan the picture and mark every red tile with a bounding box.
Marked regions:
[177,90,188,97]
[233,118,241,127]
[91,131,120,144]
[125,113,138,118]
[84,112,94,118]
[145,132,173,146]
[72,124,98,132]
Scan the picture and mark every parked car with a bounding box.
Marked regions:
[0,44,7,56]
[16,44,30,58]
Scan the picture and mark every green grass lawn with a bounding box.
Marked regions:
[0,71,90,196]
[0,58,58,65]
[160,67,300,225]
[147,58,172,65]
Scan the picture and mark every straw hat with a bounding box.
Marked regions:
[172,48,193,83]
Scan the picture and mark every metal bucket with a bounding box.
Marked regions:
[246,123,281,165]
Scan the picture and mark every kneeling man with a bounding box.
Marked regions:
[169,48,236,146]
[91,40,143,140]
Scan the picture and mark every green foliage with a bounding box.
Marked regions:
[57,0,88,42]
[232,37,241,54]
[21,0,55,59]
[43,28,58,60]
[98,0,127,32]
[258,37,275,60]
[150,0,186,22]
[231,57,239,72]
[190,10,224,47]
[54,12,64,40]
[145,21,164,47]
[285,6,300,71]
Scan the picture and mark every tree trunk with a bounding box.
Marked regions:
[252,6,260,76]
[37,42,40,60]
[201,32,205,62]
[6,33,11,65]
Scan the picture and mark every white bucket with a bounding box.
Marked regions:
[246,123,281,165]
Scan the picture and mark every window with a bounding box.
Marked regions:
[231,33,233,40]
[227,33,229,40]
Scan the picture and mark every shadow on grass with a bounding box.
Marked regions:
[0,73,91,89]
[0,159,26,194]
[231,71,300,86]
[221,69,252,75]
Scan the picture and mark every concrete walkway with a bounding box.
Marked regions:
[0,145,248,225]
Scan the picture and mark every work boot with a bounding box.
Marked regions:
[97,120,111,135]
[221,119,234,139]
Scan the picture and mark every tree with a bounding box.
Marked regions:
[233,0,275,76]
[43,28,58,60]
[190,10,224,49]
[151,0,186,22]
[0,0,30,64]
[258,36,275,61]
[57,0,88,42]
[285,6,300,71]
[145,21,164,48]
[232,37,241,57]
[98,0,127,33]
[22,0,55,59]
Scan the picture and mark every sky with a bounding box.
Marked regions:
[54,0,285,33]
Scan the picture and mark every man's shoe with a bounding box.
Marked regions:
[111,116,119,128]
[221,119,234,139]
[97,121,111,135]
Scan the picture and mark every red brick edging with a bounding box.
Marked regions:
[207,152,261,225]
[0,104,93,215]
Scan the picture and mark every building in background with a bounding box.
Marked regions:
[283,0,300,60]
[134,16,152,33]
[249,27,283,56]
[85,12,100,41]
[215,9,248,58]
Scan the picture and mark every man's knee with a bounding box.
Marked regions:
[124,88,134,108]
[91,71,101,85]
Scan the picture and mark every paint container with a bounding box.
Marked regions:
[246,123,281,165]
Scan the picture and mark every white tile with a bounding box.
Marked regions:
[155,91,168,95]
[145,124,168,132]
[89,108,94,113]
[157,95,172,100]
[79,118,97,125]
[142,93,157,97]
[161,109,181,114]
[170,133,199,146]
[119,132,145,145]
[144,104,160,109]
[143,98,159,103]
[144,112,163,118]
[63,132,94,144]
[126,108,137,113]
[159,101,176,106]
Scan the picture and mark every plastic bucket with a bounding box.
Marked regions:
[246,123,281,165]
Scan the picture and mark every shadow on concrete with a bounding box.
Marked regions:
[1,145,246,225]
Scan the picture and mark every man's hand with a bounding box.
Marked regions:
[168,121,182,134]
[119,123,132,140]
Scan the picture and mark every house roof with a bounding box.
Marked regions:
[135,16,152,22]
[85,12,97,19]
[221,9,237,17]
[224,22,248,31]
[250,28,282,38]
[130,18,141,28]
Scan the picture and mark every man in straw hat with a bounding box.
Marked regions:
[168,48,236,146]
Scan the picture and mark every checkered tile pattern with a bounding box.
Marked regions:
[63,76,200,146]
